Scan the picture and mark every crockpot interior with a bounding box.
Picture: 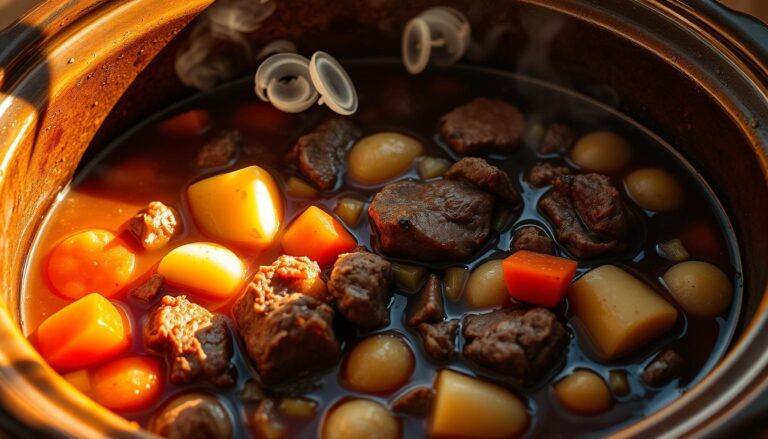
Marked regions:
[1,0,767,437]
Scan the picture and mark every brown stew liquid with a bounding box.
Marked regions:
[22,60,742,438]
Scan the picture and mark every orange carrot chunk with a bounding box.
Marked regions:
[47,229,136,300]
[91,356,163,412]
[156,109,210,136]
[502,250,577,307]
[36,293,131,371]
[281,206,357,267]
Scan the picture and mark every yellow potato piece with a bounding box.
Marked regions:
[322,399,399,439]
[569,265,678,359]
[663,261,732,317]
[158,242,245,301]
[348,132,423,184]
[187,166,282,248]
[345,334,414,394]
[554,370,612,415]
[431,369,528,438]
[465,260,509,309]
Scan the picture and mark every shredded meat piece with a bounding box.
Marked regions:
[406,274,445,327]
[445,157,520,204]
[128,201,180,250]
[439,98,526,156]
[145,295,236,386]
[526,162,571,188]
[369,179,494,262]
[287,118,361,190]
[392,386,435,417]
[539,123,576,155]
[418,319,459,362]
[512,227,554,255]
[196,129,241,168]
[642,349,685,386]
[233,256,340,384]
[463,308,568,381]
[328,251,392,329]
[539,174,628,258]
[128,273,164,303]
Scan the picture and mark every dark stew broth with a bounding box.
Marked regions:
[22,60,741,438]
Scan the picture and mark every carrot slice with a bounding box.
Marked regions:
[47,229,136,300]
[91,356,163,412]
[502,250,577,307]
[156,109,209,136]
[281,206,357,266]
[36,293,131,371]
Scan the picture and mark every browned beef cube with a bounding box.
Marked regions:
[445,157,520,205]
[129,273,164,303]
[406,274,445,327]
[439,98,526,156]
[196,129,241,168]
[539,174,627,258]
[128,201,180,251]
[512,226,554,255]
[418,319,459,362]
[539,123,576,155]
[642,349,685,386]
[368,179,494,262]
[150,394,233,439]
[526,162,571,188]
[233,256,341,384]
[145,295,236,386]
[287,118,361,190]
[463,308,568,381]
[391,386,435,417]
[328,251,392,329]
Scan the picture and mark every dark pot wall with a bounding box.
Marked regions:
[0,0,767,437]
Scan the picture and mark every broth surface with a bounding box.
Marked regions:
[22,60,742,438]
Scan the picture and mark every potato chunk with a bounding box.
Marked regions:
[554,370,612,415]
[465,260,508,309]
[345,334,415,394]
[187,166,282,249]
[570,131,631,173]
[663,261,732,317]
[322,399,399,439]
[430,370,528,438]
[157,242,245,301]
[348,132,423,184]
[569,265,678,359]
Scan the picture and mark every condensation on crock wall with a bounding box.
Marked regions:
[175,0,292,90]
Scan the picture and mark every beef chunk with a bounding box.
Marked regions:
[369,179,494,262]
[196,129,241,168]
[418,319,459,362]
[642,349,685,386]
[512,227,554,255]
[565,174,628,237]
[129,273,164,303]
[328,251,393,328]
[406,274,445,327]
[287,118,361,190]
[250,399,286,439]
[150,394,232,439]
[439,98,526,156]
[392,386,435,417]
[526,162,571,188]
[445,157,520,204]
[145,295,236,386]
[463,308,568,381]
[539,123,576,155]
[540,174,627,258]
[128,201,180,250]
[234,256,340,384]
